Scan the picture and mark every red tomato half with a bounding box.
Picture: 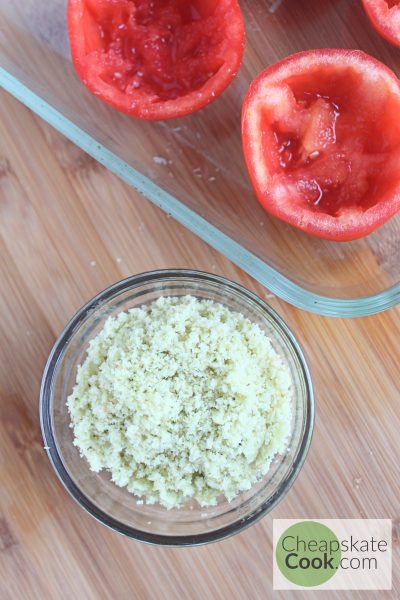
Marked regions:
[68,0,245,120]
[362,0,400,48]
[242,50,400,241]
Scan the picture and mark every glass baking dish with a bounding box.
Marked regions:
[1,0,399,317]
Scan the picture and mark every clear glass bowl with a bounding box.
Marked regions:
[40,270,314,546]
[1,1,399,316]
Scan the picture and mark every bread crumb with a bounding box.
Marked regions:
[67,296,292,509]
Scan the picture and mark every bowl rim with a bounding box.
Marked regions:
[40,269,315,547]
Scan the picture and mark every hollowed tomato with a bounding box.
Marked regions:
[362,0,400,48]
[242,50,400,241]
[68,0,245,120]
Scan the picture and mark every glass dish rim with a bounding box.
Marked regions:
[39,268,315,547]
[1,69,399,318]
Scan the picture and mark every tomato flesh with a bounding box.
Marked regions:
[242,50,400,241]
[362,0,400,48]
[68,0,244,119]
[85,0,224,100]
[265,69,400,216]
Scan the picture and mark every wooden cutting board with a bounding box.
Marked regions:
[0,89,399,599]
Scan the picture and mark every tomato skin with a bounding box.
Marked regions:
[68,0,244,120]
[362,0,400,48]
[242,49,400,242]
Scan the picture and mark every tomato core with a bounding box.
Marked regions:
[82,0,226,101]
[262,67,400,217]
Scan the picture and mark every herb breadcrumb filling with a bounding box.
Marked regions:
[67,296,292,509]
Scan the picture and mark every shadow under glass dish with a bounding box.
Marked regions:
[40,270,314,546]
[1,1,399,316]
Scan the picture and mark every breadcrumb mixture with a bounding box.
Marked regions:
[67,296,292,509]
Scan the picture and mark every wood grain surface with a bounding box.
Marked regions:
[0,89,399,599]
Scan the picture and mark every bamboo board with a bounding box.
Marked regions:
[0,90,399,599]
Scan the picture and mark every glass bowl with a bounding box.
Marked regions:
[40,269,314,546]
